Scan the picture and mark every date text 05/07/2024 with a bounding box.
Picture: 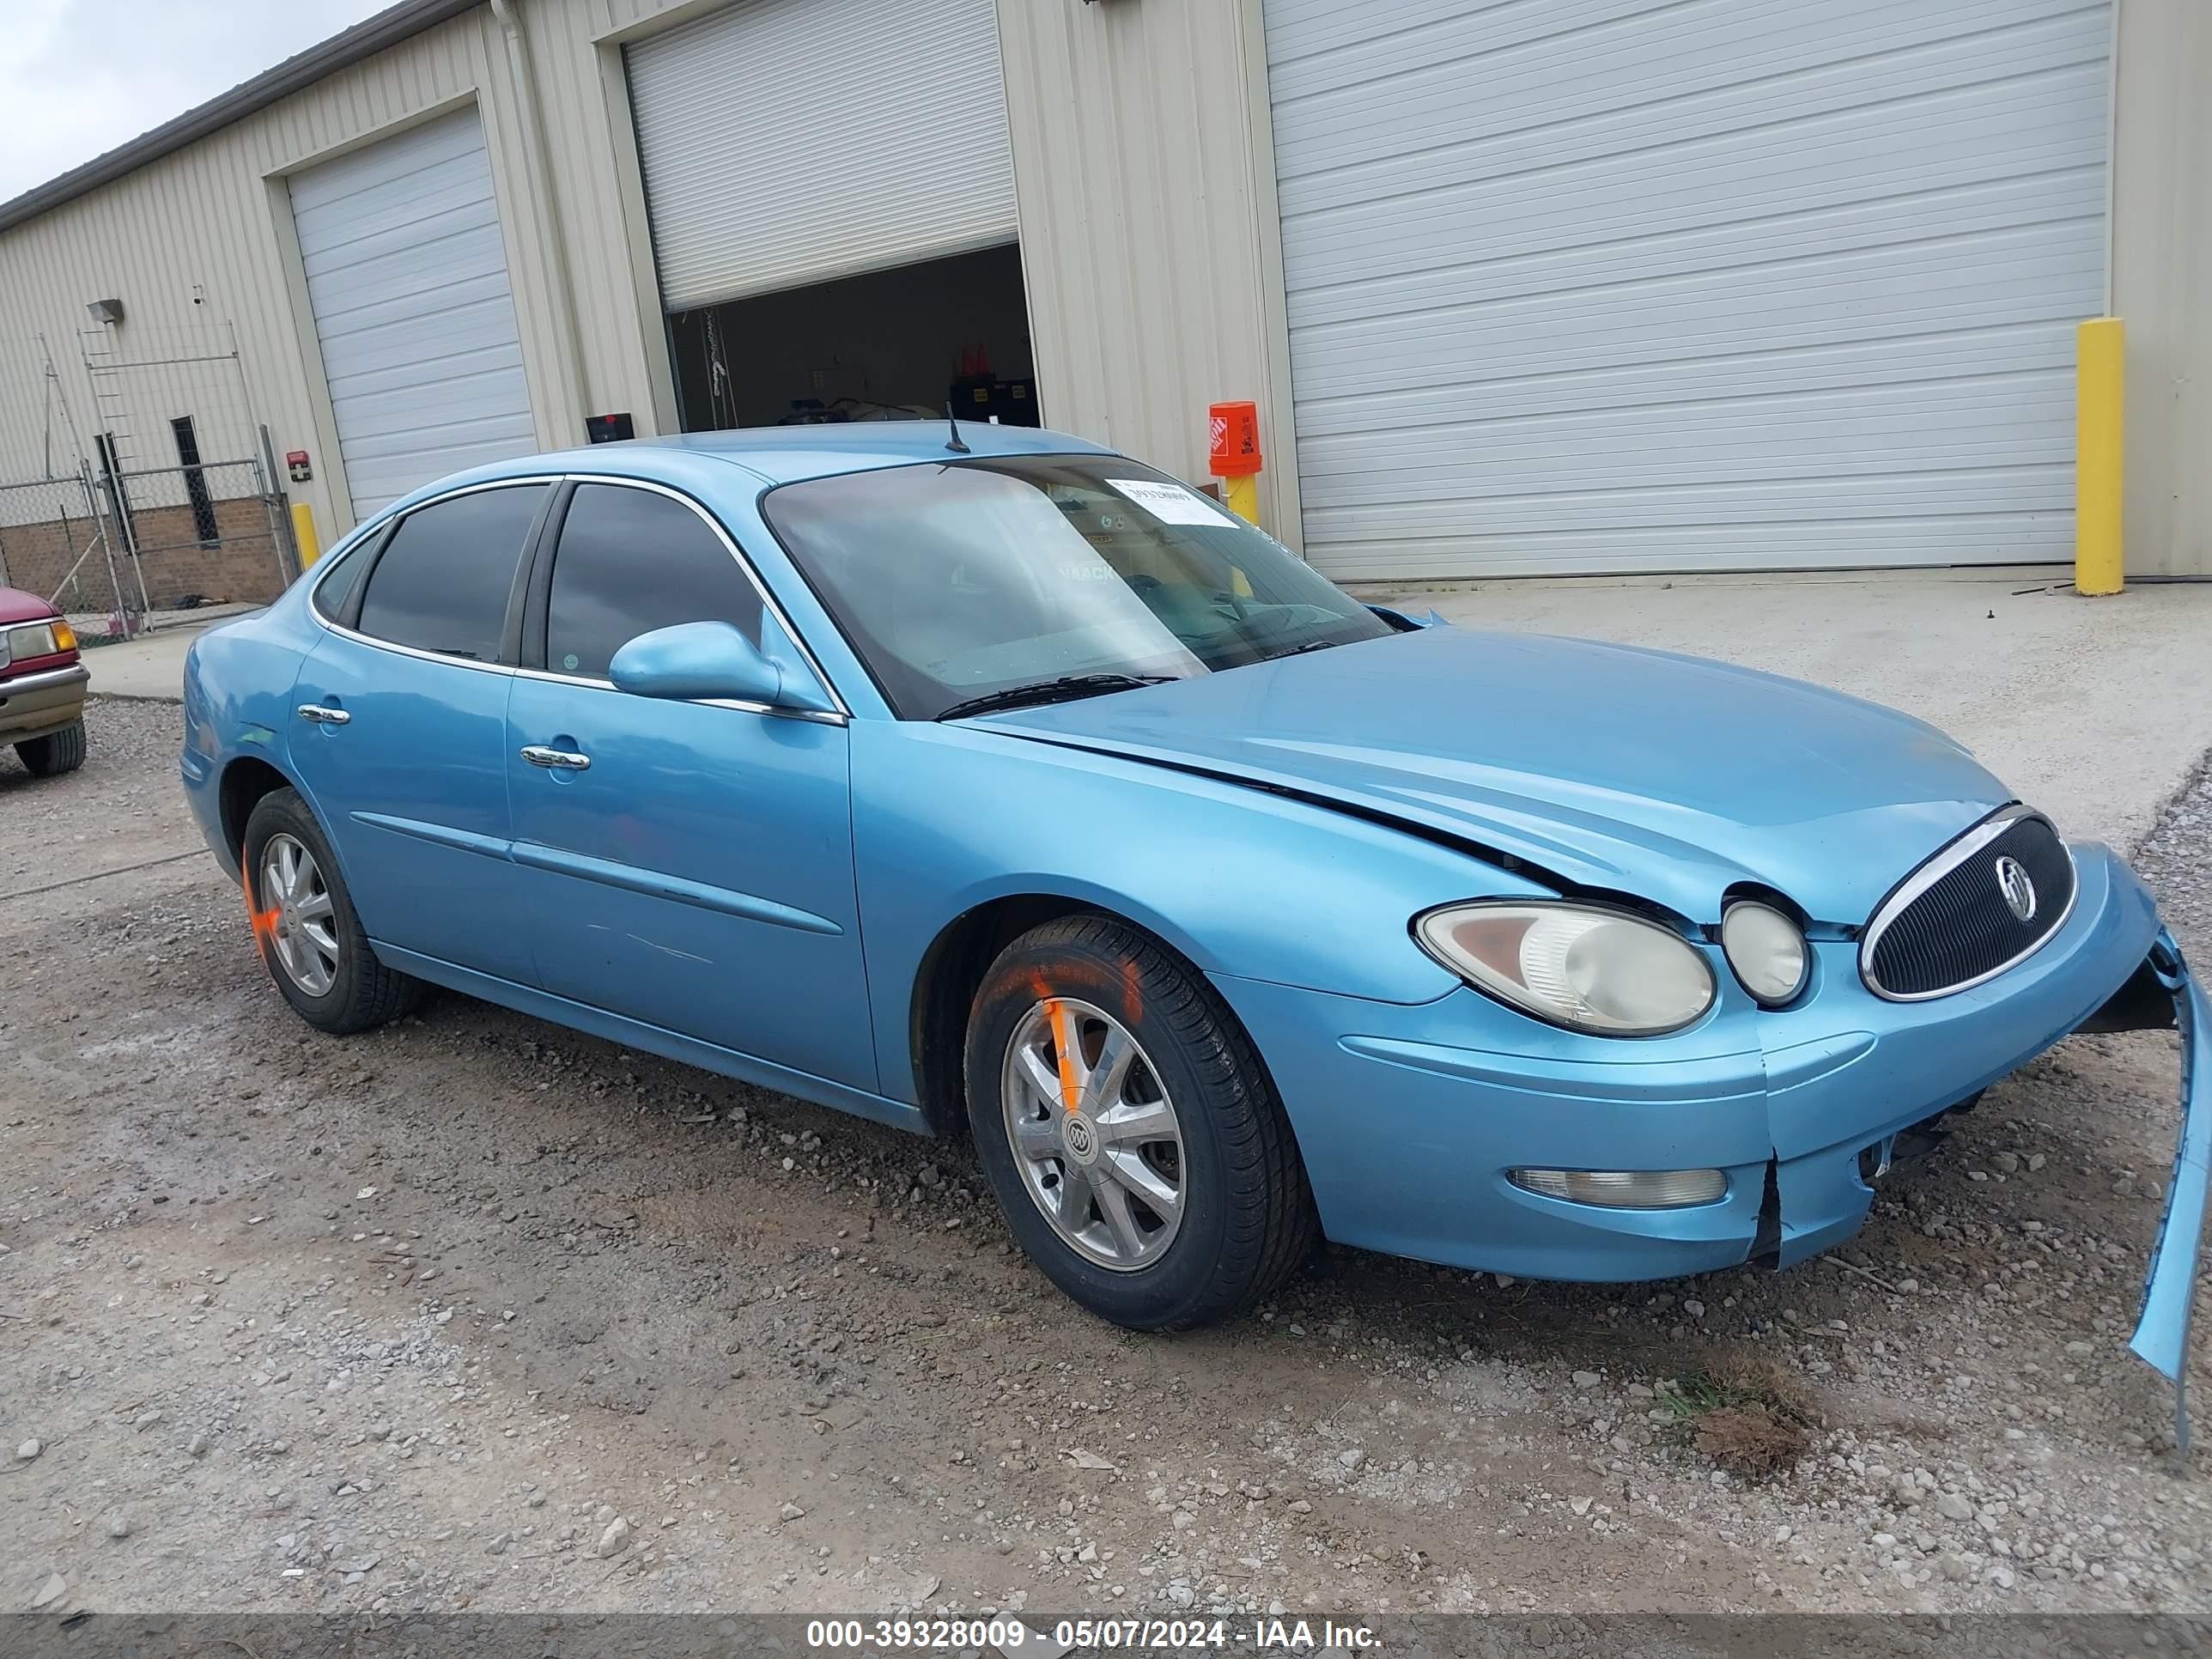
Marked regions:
[1048,1622,1377,1652]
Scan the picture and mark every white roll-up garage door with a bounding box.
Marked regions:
[626,0,1018,313]
[290,109,537,520]
[1264,0,2112,580]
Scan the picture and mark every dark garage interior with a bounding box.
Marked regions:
[667,242,1038,434]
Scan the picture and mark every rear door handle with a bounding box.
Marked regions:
[297,703,349,725]
[520,744,591,771]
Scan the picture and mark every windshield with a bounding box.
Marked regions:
[760,455,1395,719]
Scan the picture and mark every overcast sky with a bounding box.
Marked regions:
[2,0,396,202]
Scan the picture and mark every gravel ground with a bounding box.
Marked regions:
[3,699,2209,1621]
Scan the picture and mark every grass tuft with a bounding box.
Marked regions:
[1664,1352,1823,1479]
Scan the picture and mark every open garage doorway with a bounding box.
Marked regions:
[623,0,1029,441]
[666,243,1038,434]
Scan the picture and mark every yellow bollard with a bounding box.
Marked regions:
[1223,472,1261,526]
[290,501,322,571]
[2075,317,2124,597]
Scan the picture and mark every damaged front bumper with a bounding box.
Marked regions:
[1213,841,2206,1444]
[2126,933,2209,1452]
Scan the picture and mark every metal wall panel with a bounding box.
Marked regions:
[13,0,2168,579]
[0,0,1291,551]
[290,109,535,515]
[1264,0,2116,579]
[995,0,1304,541]
[0,8,565,540]
[0,0,704,541]
[2112,0,2212,580]
[624,0,1018,312]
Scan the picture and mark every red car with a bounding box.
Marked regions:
[0,584,88,775]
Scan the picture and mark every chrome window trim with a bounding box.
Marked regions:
[317,616,520,677]
[510,663,846,726]
[304,471,852,720]
[548,474,853,720]
[1858,805,2079,1002]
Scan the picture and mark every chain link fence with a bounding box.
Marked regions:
[97,454,294,612]
[0,322,298,631]
[0,470,139,623]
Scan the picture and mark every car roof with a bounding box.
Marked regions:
[380,421,1121,520]
[616,422,1116,481]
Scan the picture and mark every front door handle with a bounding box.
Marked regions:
[297,703,350,725]
[520,744,591,771]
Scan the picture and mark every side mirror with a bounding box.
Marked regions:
[608,621,836,714]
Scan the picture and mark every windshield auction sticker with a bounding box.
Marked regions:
[1105,477,1236,526]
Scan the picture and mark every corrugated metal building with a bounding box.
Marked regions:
[1,0,2204,604]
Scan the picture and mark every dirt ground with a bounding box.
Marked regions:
[3,700,2209,1622]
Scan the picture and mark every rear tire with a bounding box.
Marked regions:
[964,915,1318,1329]
[242,787,422,1035]
[15,719,86,775]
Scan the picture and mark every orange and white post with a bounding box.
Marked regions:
[1208,400,1264,526]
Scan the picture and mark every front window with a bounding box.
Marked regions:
[544,483,763,679]
[761,455,1394,719]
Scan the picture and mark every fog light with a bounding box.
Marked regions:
[1509,1168,1727,1209]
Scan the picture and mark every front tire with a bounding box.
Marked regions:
[15,719,86,775]
[241,787,421,1035]
[964,915,1318,1329]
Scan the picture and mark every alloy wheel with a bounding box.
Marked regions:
[1000,997,1185,1270]
[258,832,340,997]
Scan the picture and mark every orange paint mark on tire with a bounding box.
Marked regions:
[244,836,281,956]
[1121,958,1144,1025]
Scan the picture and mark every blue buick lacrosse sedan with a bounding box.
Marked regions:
[180,424,2206,1421]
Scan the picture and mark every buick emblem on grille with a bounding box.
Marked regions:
[1994,854,2038,922]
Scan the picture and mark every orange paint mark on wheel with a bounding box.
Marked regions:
[244,836,281,957]
[1030,969,1082,1114]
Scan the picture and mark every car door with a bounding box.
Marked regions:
[289,480,552,988]
[504,478,875,1091]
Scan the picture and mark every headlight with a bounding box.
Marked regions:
[1414,902,1716,1037]
[4,620,67,660]
[1721,901,1808,1006]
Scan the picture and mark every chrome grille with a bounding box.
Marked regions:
[1861,808,2075,1001]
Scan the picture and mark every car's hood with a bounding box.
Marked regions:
[0,585,58,626]
[976,626,2014,925]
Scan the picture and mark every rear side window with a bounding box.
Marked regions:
[309,540,368,622]
[545,483,763,680]
[356,485,547,661]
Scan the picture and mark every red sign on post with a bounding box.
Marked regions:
[1207,401,1262,477]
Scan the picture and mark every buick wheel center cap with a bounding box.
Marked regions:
[1061,1112,1100,1164]
[1995,854,2037,923]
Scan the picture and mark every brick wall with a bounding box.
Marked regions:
[0,494,287,610]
